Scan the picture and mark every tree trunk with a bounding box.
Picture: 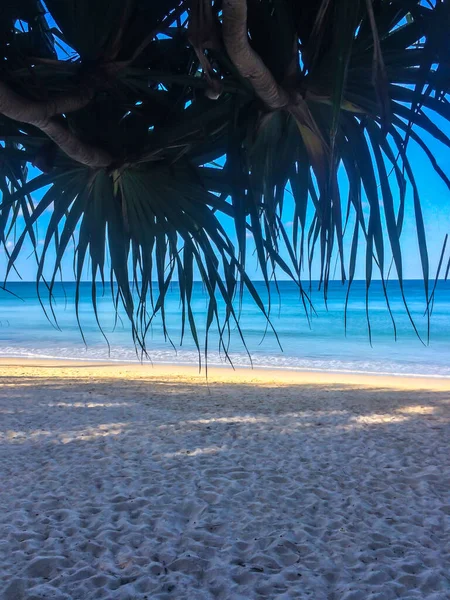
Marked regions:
[0,81,113,168]
[222,0,289,110]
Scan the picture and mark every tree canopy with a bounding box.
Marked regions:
[0,0,449,360]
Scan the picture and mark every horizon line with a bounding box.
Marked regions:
[1,279,441,284]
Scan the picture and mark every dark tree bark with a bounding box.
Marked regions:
[222,0,289,110]
[0,81,113,168]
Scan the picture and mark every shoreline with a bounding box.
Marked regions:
[1,357,450,390]
[2,353,450,380]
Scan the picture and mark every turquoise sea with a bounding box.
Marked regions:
[0,280,449,377]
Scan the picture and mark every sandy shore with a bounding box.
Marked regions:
[0,360,449,599]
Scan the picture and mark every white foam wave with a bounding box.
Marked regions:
[1,345,450,379]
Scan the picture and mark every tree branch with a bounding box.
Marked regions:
[222,0,289,110]
[41,120,112,168]
[0,81,113,168]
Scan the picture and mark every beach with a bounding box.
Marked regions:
[0,360,449,599]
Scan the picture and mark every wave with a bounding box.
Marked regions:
[1,345,450,379]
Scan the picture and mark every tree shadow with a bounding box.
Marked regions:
[0,373,449,599]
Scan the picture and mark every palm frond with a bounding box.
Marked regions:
[0,0,449,361]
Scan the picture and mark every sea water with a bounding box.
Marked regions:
[0,280,449,377]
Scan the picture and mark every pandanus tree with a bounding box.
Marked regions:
[0,0,449,361]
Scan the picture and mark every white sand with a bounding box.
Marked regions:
[0,361,449,600]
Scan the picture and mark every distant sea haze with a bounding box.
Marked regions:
[0,280,449,378]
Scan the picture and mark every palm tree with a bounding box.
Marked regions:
[0,0,449,361]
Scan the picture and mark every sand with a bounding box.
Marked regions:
[0,360,449,600]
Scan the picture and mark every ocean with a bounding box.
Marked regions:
[0,280,449,377]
